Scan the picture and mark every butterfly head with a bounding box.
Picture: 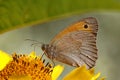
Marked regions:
[41,44,55,59]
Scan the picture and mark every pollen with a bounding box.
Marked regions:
[0,52,53,80]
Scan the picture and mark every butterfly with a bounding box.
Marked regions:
[41,17,98,69]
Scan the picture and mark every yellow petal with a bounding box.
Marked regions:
[63,66,101,80]
[63,66,92,80]
[91,73,100,80]
[0,50,12,71]
[52,65,64,80]
[28,51,36,58]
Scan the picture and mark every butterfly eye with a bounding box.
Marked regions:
[84,24,88,29]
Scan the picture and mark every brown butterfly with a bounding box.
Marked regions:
[41,17,98,69]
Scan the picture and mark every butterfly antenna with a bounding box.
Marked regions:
[25,39,44,50]
[25,39,44,45]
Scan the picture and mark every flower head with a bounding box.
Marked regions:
[0,51,52,80]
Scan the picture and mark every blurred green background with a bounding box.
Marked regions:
[1,0,120,33]
[0,0,120,80]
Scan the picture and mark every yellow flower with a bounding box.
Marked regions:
[0,50,104,80]
[0,50,52,80]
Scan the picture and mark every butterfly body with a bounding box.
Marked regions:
[41,17,98,69]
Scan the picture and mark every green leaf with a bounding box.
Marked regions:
[0,0,120,34]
